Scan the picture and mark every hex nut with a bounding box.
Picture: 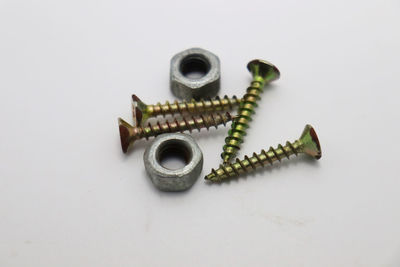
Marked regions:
[143,133,203,192]
[170,48,220,100]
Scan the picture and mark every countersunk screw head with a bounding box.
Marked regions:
[298,124,322,159]
[131,94,147,126]
[247,59,280,84]
[118,118,137,153]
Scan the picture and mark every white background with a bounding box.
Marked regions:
[1,0,399,266]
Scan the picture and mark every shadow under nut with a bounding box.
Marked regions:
[170,47,220,100]
[143,133,203,192]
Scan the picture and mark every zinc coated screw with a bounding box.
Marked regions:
[118,112,234,153]
[132,94,241,126]
[221,59,280,163]
[206,124,321,182]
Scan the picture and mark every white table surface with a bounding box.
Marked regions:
[1,0,399,266]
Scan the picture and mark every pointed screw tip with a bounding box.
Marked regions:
[221,153,232,164]
[204,173,218,182]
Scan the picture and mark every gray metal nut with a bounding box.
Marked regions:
[170,47,220,100]
[143,133,203,192]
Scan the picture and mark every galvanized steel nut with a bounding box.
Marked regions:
[170,48,220,100]
[143,133,203,192]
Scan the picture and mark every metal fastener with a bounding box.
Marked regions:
[119,112,233,153]
[144,133,203,192]
[221,59,280,163]
[207,124,321,182]
[132,94,241,126]
[170,48,220,100]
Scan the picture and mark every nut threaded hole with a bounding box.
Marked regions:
[156,140,193,170]
[179,54,211,79]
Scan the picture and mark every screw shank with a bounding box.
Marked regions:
[122,113,233,153]
[146,96,240,120]
[208,140,301,182]
[222,81,263,162]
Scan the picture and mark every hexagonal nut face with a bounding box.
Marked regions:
[143,133,203,192]
[170,48,220,100]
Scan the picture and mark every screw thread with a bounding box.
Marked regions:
[221,80,264,163]
[153,95,240,117]
[208,140,301,182]
[139,112,233,139]
[119,112,234,153]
